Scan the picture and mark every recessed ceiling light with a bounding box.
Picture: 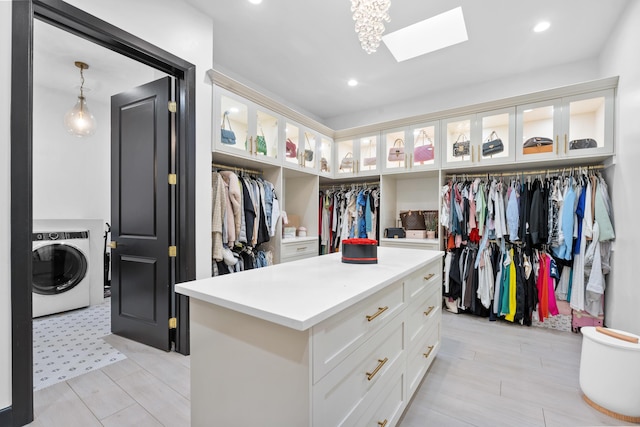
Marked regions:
[248,0,262,4]
[534,21,550,32]
[348,79,358,87]
[382,7,468,63]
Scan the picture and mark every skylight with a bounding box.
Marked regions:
[382,7,468,62]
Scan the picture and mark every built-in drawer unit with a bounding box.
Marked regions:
[313,313,405,427]
[406,316,440,397]
[312,280,405,383]
[281,237,317,263]
[356,369,406,427]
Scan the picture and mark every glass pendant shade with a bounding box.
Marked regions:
[64,61,97,137]
[64,95,97,137]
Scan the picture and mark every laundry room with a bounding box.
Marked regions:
[31,19,168,390]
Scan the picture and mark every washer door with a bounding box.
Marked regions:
[32,243,88,295]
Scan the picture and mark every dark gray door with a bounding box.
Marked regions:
[110,77,173,351]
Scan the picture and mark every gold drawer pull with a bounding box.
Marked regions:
[378,420,388,427]
[296,247,307,251]
[423,306,435,317]
[366,357,388,381]
[423,273,435,281]
[423,345,434,358]
[366,306,388,322]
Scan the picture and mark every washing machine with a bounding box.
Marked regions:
[32,230,92,317]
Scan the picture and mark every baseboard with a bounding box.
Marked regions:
[0,405,13,426]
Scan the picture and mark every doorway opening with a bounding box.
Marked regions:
[11,0,196,425]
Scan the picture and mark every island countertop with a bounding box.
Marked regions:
[176,247,443,331]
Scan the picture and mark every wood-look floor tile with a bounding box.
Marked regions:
[100,403,164,427]
[126,351,190,400]
[100,358,143,383]
[115,368,190,426]
[543,405,638,427]
[67,369,136,420]
[32,381,101,427]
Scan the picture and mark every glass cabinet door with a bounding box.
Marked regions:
[219,94,249,154]
[410,122,438,169]
[516,99,562,160]
[358,135,378,174]
[336,139,355,175]
[478,108,515,164]
[384,129,407,171]
[441,116,473,167]
[319,136,332,175]
[563,90,614,156]
[255,109,278,160]
[284,122,300,166]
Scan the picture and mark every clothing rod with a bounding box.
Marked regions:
[319,181,379,189]
[445,164,605,180]
[211,162,263,176]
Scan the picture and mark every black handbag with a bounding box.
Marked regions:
[482,131,504,156]
[569,138,597,150]
[452,134,470,157]
[384,228,406,238]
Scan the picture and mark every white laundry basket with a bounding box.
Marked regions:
[579,326,640,422]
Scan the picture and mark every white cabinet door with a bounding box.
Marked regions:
[335,135,381,177]
[561,89,614,158]
[477,107,516,166]
[440,114,475,168]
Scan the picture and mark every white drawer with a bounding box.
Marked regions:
[281,238,317,263]
[380,238,440,251]
[406,317,440,397]
[405,260,441,302]
[406,285,441,346]
[312,280,405,383]
[356,370,405,427]
[313,314,405,427]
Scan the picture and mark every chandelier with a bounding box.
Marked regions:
[351,0,391,54]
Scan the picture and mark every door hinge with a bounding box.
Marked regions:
[168,173,177,185]
[169,245,177,257]
[168,101,177,113]
[169,317,177,329]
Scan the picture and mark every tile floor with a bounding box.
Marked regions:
[27,310,633,426]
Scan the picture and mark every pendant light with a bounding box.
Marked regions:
[64,61,97,137]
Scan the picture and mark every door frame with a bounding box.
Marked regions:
[9,0,196,425]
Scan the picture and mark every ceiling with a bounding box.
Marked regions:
[33,0,629,130]
[185,0,629,125]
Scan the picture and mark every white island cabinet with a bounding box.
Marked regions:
[176,247,443,427]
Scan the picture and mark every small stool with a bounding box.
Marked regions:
[579,326,640,422]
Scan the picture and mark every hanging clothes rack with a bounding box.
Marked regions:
[212,162,263,176]
[445,164,605,180]
[319,181,379,190]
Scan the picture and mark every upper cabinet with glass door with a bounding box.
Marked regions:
[334,134,380,177]
[283,123,318,172]
[214,88,280,165]
[318,135,333,177]
[383,122,440,173]
[440,109,516,169]
[516,89,614,161]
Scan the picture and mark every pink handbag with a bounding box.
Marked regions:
[414,131,434,163]
[388,138,405,162]
[286,138,297,158]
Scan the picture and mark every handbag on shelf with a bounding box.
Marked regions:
[523,136,553,154]
[256,127,267,155]
[339,152,354,171]
[220,112,236,145]
[303,133,314,162]
[388,138,405,162]
[482,131,504,156]
[400,210,427,230]
[286,138,297,158]
[320,157,329,172]
[363,141,377,167]
[384,228,406,238]
[569,138,597,150]
[452,134,470,157]
[413,130,435,163]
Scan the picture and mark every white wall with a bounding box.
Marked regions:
[598,1,640,335]
[33,84,111,221]
[0,0,12,411]
[63,0,214,280]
